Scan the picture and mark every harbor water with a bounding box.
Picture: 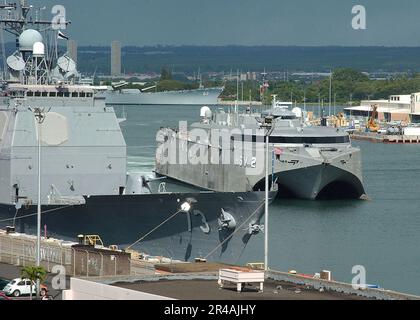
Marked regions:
[117,104,420,296]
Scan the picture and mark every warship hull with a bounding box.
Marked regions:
[103,87,224,106]
[0,191,274,263]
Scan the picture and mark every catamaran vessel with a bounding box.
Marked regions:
[156,97,366,200]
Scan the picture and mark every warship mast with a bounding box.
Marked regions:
[0,1,71,84]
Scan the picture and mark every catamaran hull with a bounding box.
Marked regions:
[0,191,274,263]
[261,164,365,200]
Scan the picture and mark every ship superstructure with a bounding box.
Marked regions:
[0,1,271,263]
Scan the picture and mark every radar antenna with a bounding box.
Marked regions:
[0,2,73,84]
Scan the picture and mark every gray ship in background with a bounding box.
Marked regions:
[0,1,273,263]
[101,85,224,106]
[156,96,366,200]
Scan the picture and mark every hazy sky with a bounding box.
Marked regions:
[29,0,420,46]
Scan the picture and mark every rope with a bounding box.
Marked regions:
[0,205,75,223]
[204,200,265,260]
[125,209,183,251]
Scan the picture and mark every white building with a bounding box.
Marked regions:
[344,94,412,123]
[111,40,122,76]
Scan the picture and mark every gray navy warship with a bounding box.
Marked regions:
[102,87,224,106]
[156,97,366,200]
[0,1,273,263]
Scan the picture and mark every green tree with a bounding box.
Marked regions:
[160,67,172,81]
[21,266,47,300]
[332,68,369,82]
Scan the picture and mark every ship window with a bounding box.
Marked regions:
[50,92,56,97]
[79,92,86,98]
[35,92,41,97]
[57,92,64,97]
[42,92,48,97]
[64,92,70,97]
[27,91,33,97]
[72,92,78,98]
[87,92,93,98]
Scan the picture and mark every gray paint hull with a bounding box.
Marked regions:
[155,128,365,200]
[262,164,365,200]
[103,87,224,105]
[0,191,274,263]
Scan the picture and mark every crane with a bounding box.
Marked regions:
[366,104,380,132]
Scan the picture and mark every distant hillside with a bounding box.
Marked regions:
[3,44,420,74]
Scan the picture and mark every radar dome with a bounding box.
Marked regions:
[200,106,212,118]
[19,29,43,52]
[33,42,45,56]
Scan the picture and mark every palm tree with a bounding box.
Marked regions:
[21,266,47,300]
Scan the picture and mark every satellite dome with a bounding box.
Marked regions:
[33,42,45,56]
[19,29,43,52]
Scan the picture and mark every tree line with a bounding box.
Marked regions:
[220,69,420,104]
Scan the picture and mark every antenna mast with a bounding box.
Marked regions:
[0,1,72,84]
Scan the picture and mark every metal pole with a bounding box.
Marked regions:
[36,114,41,299]
[329,69,332,116]
[334,93,337,116]
[264,130,269,271]
[235,70,239,113]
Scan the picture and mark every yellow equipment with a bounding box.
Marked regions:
[78,234,104,247]
[367,104,380,132]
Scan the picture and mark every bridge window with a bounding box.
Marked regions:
[42,92,48,97]
[64,92,70,97]
[79,92,86,98]
[35,92,41,97]
[57,92,64,97]
[49,92,56,97]
[27,91,33,97]
[72,92,78,98]
[87,92,93,98]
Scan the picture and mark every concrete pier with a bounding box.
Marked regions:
[351,131,420,144]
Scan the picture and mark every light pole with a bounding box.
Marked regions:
[261,115,274,271]
[329,69,332,117]
[29,107,47,299]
